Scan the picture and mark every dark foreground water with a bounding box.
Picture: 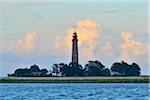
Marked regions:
[0,83,149,100]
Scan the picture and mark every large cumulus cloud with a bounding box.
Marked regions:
[7,32,38,54]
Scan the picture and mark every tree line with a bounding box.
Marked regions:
[8,60,141,77]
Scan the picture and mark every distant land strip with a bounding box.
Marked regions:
[0,76,149,83]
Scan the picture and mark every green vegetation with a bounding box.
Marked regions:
[8,60,142,77]
[111,61,140,76]
[8,65,51,77]
[0,76,149,83]
[51,60,141,76]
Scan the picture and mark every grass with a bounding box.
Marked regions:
[0,76,149,83]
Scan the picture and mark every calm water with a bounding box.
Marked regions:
[0,83,149,100]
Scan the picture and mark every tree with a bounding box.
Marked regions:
[111,61,141,76]
[131,63,141,76]
[12,64,51,77]
[68,62,84,76]
[58,62,84,76]
[84,60,110,76]
[111,62,125,76]
[14,68,29,77]
[102,68,111,76]
[60,63,71,76]
[52,64,60,76]
[29,65,40,72]
[41,69,48,76]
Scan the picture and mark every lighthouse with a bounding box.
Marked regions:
[72,32,79,66]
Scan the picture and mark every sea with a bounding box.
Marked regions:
[0,83,149,100]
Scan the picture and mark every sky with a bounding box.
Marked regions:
[0,1,149,76]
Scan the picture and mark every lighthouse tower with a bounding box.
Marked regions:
[72,32,79,66]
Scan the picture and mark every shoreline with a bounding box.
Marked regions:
[0,76,149,83]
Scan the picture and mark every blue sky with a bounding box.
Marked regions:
[0,1,149,76]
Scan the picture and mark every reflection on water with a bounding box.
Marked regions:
[0,83,149,100]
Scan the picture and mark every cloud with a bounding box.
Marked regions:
[54,20,148,65]
[54,19,100,59]
[120,32,147,61]
[100,40,114,58]
[7,32,38,54]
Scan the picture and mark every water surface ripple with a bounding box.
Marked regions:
[0,83,149,100]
